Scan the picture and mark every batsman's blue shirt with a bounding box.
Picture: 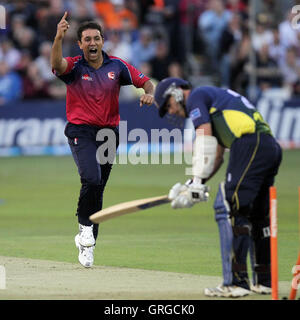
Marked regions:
[186,86,272,148]
[53,51,149,127]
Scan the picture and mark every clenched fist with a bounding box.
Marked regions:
[140,93,154,107]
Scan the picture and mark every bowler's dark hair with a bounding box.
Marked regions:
[77,21,104,41]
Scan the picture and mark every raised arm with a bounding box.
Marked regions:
[51,11,69,75]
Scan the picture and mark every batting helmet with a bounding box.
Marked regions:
[154,77,191,117]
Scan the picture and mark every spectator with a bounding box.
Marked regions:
[34,1,54,43]
[254,0,293,27]
[168,61,184,78]
[22,61,50,100]
[140,61,159,85]
[251,18,273,52]
[268,26,285,66]
[38,0,66,42]
[179,0,208,63]
[149,40,173,81]
[161,0,181,61]
[254,44,282,90]
[66,0,95,21]
[279,9,300,50]
[198,0,232,70]
[136,0,157,25]
[279,47,300,88]
[230,26,251,94]
[15,49,33,77]
[131,27,157,69]
[93,0,112,28]
[10,14,27,46]
[12,26,39,58]
[126,61,159,100]
[1,0,294,102]
[94,0,138,31]
[7,0,38,30]
[112,0,138,30]
[226,0,248,15]
[126,0,139,19]
[0,61,22,105]
[35,41,56,82]
[0,39,21,69]
[139,0,165,27]
[119,14,139,43]
[103,30,132,63]
[218,13,242,87]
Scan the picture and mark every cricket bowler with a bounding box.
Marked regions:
[51,12,154,268]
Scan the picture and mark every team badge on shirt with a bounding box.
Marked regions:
[107,72,116,80]
[189,108,201,120]
[82,74,93,81]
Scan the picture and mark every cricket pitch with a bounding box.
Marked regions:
[0,256,292,300]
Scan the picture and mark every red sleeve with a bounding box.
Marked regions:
[110,56,150,88]
[52,56,81,76]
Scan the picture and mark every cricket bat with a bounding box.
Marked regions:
[89,195,170,224]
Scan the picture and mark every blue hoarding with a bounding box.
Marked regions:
[0,99,176,156]
[0,89,299,157]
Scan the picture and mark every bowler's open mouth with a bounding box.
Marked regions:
[89,48,98,54]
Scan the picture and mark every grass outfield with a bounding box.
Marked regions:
[0,150,299,283]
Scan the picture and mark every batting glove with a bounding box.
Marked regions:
[185,179,210,203]
[168,180,209,209]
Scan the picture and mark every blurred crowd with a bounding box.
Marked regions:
[0,0,300,106]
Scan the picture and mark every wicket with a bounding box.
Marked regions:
[270,186,278,300]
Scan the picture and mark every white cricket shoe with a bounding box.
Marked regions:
[78,224,95,247]
[75,234,95,268]
[204,285,251,298]
[250,284,271,294]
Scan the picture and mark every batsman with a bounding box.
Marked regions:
[154,78,282,298]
